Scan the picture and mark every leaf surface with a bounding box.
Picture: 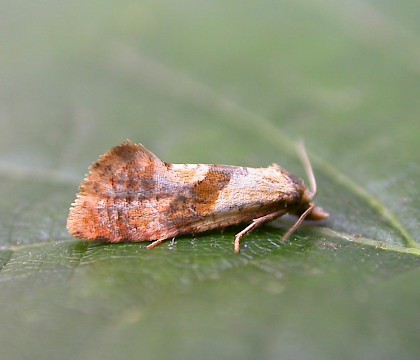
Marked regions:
[0,1,419,359]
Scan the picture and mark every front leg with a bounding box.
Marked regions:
[234,210,286,253]
[147,238,168,250]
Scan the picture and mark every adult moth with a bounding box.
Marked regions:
[67,141,328,253]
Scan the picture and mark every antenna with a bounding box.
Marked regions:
[297,141,317,197]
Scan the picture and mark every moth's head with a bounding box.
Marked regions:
[279,143,329,243]
[296,188,329,221]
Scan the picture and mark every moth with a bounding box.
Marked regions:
[67,141,328,253]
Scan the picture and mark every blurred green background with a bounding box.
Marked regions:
[0,1,419,359]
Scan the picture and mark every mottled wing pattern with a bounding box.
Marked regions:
[67,142,304,242]
[67,141,174,241]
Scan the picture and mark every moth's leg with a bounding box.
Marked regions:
[234,210,286,253]
[147,238,167,250]
[281,203,315,243]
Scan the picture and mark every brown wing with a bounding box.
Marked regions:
[67,141,305,243]
[67,141,181,242]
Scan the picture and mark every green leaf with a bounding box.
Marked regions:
[1,1,419,359]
